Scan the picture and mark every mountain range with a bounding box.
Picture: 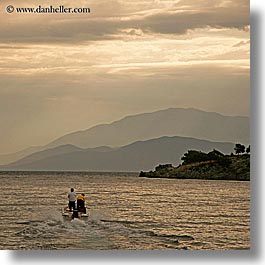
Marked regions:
[0,108,249,170]
[46,107,249,149]
[1,136,235,172]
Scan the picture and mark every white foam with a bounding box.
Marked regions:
[70,218,87,227]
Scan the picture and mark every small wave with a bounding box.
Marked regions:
[140,230,194,241]
[100,219,135,225]
[166,235,194,241]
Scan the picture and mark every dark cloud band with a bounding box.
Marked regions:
[0,2,249,43]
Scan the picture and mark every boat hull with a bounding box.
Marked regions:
[62,207,88,219]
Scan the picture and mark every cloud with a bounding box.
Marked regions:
[0,0,249,43]
[0,61,250,154]
[137,8,249,35]
[233,40,250,47]
[0,0,250,154]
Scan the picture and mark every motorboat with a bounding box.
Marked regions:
[62,207,88,219]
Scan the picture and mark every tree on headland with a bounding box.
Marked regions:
[181,150,208,164]
[181,149,225,165]
[207,149,225,160]
[234,144,245,155]
[246,145,250,154]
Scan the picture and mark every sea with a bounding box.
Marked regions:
[0,172,250,250]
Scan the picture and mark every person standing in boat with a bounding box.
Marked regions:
[77,193,86,213]
[68,188,76,211]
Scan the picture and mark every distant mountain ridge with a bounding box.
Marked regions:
[46,107,249,149]
[0,146,42,165]
[5,144,83,168]
[1,136,235,172]
[3,144,114,168]
[0,108,249,165]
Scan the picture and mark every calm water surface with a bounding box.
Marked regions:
[0,172,250,250]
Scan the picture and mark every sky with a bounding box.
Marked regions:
[0,0,250,154]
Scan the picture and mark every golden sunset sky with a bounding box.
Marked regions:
[0,0,249,154]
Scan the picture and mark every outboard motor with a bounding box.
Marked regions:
[72,209,79,219]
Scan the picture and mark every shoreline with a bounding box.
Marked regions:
[139,154,250,181]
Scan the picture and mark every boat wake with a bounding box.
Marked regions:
[14,208,197,250]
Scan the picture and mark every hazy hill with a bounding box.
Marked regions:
[3,144,114,168]
[0,145,114,165]
[46,108,249,149]
[1,136,235,172]
[5,144,84,168]
[0,146,42,165]
[0,108,249,165]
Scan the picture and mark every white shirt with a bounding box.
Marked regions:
[68,191,76,202]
